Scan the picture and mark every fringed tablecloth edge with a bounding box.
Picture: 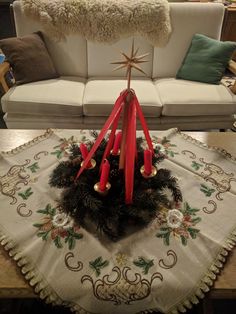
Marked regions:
[0,229,91,314]
[163,230,236,314]
[1,129,54,155]
[177,131,236,163]
[1,228,236,314]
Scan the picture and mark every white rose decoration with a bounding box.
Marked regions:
[52,213,72,228]
[155,143,166,154]
[166,209,184,229]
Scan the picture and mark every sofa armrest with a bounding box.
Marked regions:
[0,62,10,93]
[228,60,236,94]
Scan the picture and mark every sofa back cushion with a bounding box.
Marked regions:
[87,36,153,78]
[152,3,225,79]
[13,1,87,77]
[13,2,225,80]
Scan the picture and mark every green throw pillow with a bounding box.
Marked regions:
[176,34,236,84]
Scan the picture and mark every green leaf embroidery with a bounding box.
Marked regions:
[191,161,203,171]
[36,204,56,216]
[54,235,63,248]
[27,162,40,173]
[200,184,215,197]
[180,235,187,246]
[163,232,170,246]
[33,223,43,228]
[68,236,76,250]
[89,256,109,277]
[184,202,200,215]
[188,228,200,239]
[133,257,154,274]
[51,150,63,159]
[36,231,50,241]
[18,187,33,200]
[156,230,171,245]
[191,217,201,225]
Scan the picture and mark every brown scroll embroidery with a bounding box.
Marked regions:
[181,149,236,214]
[17,203,32,217]
[65,252,83,272]
[0,160,30,205]
[81,266,163,305]
[158,250,177,269]
[199,158,236,201]
[202,200,217,214]
[181,150,196,160]
[34,151,49,160]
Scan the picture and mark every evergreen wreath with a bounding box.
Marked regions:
[49,131,182,241]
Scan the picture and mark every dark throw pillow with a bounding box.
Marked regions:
[176,33,236,84]
[0,32,58,85]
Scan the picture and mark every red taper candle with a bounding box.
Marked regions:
[99,159,110,191]
[80,143,92,168]
[112,131,122,155]
[144,149,152,175]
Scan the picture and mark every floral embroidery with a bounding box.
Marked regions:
[81,266,163,305]
[191,161,203,171]
[166,209,184,229]
[115,253,128,267]
[51,136,77,159]
[152,136,178,157]
[156,202,201,246]
[133,257,154,274]
[18,187,33,200]
[33,204,83,249]
[200,184,215,197]
[89,256,109,277]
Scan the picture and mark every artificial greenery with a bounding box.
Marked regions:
[49,131,182,241]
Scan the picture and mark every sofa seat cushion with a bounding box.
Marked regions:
[154,78,236,116]
[83,78,162,117]
[1,76,86,116]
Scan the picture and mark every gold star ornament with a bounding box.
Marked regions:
[111,40,149,90]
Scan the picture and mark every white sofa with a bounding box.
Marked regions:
[1,1,236,130]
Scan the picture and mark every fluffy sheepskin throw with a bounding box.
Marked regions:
[21,0,172,47]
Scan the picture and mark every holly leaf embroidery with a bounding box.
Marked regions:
[200,184,215,197]
[51,150,63,159]
[188,227,200,239]
[89,256,109,277]
[18,187,33,200]
[191,161,203,171]
[27,162,40,173]
[133,257,154,274]
[36,204,56,216]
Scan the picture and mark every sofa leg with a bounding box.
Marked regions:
[219,129,226,132]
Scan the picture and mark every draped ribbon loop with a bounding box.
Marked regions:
[75,89,153,204]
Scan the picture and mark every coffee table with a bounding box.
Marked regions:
[0,129,236,313]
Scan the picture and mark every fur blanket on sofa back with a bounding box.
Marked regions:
[21,0,172,46]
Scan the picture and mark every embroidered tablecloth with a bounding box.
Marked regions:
[0,129,236,314]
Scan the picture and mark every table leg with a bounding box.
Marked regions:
[202,298,214,314]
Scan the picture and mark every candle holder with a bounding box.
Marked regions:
[110,149,120,156]
[94,182,111,196]
[140,165,157,178]
[81,158,96,169]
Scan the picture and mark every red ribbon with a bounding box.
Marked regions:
[125,97,136,204]
[75,89,154,204]
[75,90,128,180]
